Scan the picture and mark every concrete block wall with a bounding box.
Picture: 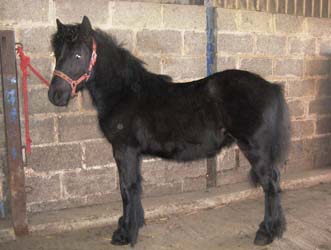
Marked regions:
[0,0,331,214]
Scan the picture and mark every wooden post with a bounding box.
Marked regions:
[0,30,29,236]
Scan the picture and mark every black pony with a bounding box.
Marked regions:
[48,17,290,246]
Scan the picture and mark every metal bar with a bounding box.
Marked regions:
[0,30,29,236]
[205,0,218,188]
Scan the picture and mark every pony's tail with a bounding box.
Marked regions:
[270,84,291,167]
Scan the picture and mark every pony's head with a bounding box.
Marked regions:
[48,16,97,106]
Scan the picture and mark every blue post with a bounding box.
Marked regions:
[205,0,217,188]
[205,0,215,76]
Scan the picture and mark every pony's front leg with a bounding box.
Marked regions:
[111,146,144,246]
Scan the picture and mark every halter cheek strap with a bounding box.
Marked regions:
[53,38,97,96]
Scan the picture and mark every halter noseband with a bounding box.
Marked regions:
[53,38,97,96]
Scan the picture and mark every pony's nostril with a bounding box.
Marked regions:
[54,91,62,103]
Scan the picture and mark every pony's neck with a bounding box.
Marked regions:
[85,30,140,117]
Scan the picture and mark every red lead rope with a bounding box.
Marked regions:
[16,45,50,154]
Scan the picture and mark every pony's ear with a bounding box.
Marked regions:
[80,16,92,39]
[56,19,64,31]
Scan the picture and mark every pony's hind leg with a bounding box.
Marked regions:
[240,143,286,246]
[253,166,286,245]
[111,146,144,246]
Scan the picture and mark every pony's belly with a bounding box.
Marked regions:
[144,131,234,162]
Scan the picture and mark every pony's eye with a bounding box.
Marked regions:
[75,54,81,59]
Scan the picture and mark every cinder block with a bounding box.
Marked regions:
[309,98,331,115]
[143,182,182,197]
[183,176,206,192]
[286,139,314,170]
[27,57,53,85]
[307,17,331,36]
[137,30,181,54]
[58,115,103,142]
[28,88,79,114]
[314,151,331,168]
[217,56,237,71]
[275,14,305,34]
[215,8,238,31]
[289,37,316,55]
[27,197,87,213]
[316,117,331,135]
[139,55,162,74]
[239,57,272,77]
[239,10,273,33]
[107,29,134,52]
[162,56,206,80]
[165,160,206,182]
[26,175,61,203]
[305,59,330,76]
[141,160,167,185]
[85,140,114,167]
[112,2,162,29]
[274,59,303,77]
[163,5,205,30]
[310,135,331,152]
[218,148,236,171]
[287,80,315,97]
[319,39,331,56]
[30,117,55,145]
[29,144,82,171]
[291,120,314,138]
[63,168,116,198]
[316,79,331,97]
[288,99,305,117]
[81,90,95,111]
[1,0,49,23]
[239,151,250,168]
[217,33,254,54]
[217,168,249,186]
[19,27,55,54]
[56,0,110,26]
[184,31,206,56]
[256,35,287,56]
[86,191,121,205]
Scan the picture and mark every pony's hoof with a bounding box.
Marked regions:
[111,228,130,245]
[254,229,273,246]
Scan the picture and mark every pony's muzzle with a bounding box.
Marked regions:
[48,84,71,106]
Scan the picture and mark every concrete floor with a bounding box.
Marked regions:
[0,183,330,250]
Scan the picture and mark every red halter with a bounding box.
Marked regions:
[53,38,97,96]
